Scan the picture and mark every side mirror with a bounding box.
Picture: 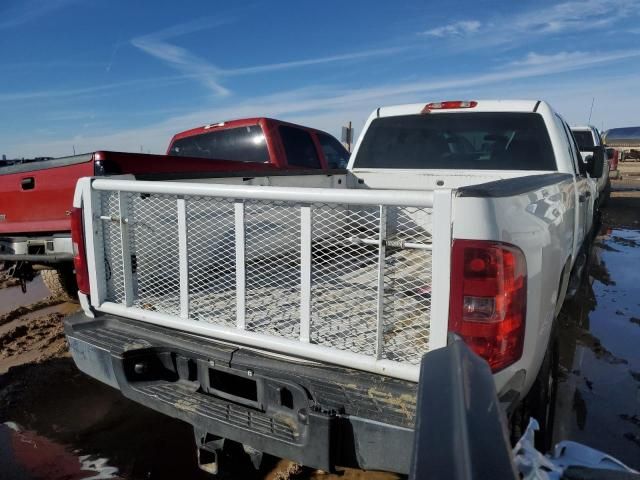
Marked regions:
[586,145,605,178]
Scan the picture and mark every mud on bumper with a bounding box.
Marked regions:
[64,312,417,474]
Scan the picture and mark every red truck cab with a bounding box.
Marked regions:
[167,117,349,170]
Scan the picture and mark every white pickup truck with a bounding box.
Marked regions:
[571,125,610,207]
[64,100,605,475]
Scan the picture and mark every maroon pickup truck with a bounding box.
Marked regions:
[0,117,348,298]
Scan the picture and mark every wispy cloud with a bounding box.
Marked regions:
[504,49,640,70]
[420,0,640,47]
[223,47,407,76]
[0,75,188,103]
[508,51,591,67]
[8,47,640,158]
[131,18,231,96]
[512,0,636,34]
[420,20,481,37]
[132,20,408,96]
[3,60,106,71]
[0,0,76,30]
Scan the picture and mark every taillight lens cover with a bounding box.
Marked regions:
[449,240,526,372]
[70,207,90,295]
[422,101,477,113]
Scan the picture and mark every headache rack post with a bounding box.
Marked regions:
[177,196,189,320]
[427,188,453,352]
[375,205,387,359]
[118,191,135,307]
[299,204,312,343]
[82,178,107,308]
[234,200,246,329]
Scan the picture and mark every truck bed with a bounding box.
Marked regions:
[0,151,279,235]
[0,154,94,234]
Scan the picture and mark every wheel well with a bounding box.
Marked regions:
[554,256,572,318]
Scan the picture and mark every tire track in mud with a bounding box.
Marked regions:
[0,292,77,372]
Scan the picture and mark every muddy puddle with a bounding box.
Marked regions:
[0,422,119,480]
[554,226,640,469]
[0,276,49,316]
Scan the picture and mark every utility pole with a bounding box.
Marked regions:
[588,97,595,125]
[72,145,76,155]
[341,121,353,152]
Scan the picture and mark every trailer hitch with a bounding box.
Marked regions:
[194,428,264,476]
[6,261,36,293]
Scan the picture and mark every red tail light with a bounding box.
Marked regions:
[70,207,90,295]
[422,101,477,113]
[449,240,526,372]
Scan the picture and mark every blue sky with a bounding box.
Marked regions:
[1,0,639,158]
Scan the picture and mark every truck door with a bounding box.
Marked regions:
[560,120,591,253]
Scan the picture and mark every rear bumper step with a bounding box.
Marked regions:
[64,312,416,474]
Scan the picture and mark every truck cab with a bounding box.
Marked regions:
[571,125,610,207]
[168,117,349,170]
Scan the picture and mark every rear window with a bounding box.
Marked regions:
[353,112,556,171]
[318,132,350,169]
[169,125,270,163]
[279,126,321,168]
[571,130,595,150]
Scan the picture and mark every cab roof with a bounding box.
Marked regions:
[170,117,326,144]
[377,100,542,118]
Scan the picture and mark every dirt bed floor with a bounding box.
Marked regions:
[1,167,640,478]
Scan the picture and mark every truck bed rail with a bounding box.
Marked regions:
[79,178,453,381]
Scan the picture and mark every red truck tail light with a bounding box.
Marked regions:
[422,101,477,113]
[448,240,526,372]
[70,207,90,295]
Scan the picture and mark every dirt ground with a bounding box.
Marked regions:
[0,286,399,476]
[1,166,639,479]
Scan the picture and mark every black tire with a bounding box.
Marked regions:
[600,179,611,208]
[41,265,78,302]
[525,331,559,452]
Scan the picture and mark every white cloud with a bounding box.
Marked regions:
[513,0,636,34]
[0,0,76,30]
[222,47,407,76]
[420,0,640,47]
[131,18,230,96]
[505,49,640,70]
[0,75,187,103]
[131,20,407,96]
[421,20,481,37]
[509,51,591,67]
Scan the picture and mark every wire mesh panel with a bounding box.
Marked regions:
[128,193,180,315]
[244,200,301,338]
[93,184,437,376]
[310,204,380,356]
[100,191,125,304]
[187,197,237,326]
[381,207,432,364]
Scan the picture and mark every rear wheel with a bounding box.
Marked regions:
[510,329,559,452]
[41,264,78,302]
[600,179,611,208]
